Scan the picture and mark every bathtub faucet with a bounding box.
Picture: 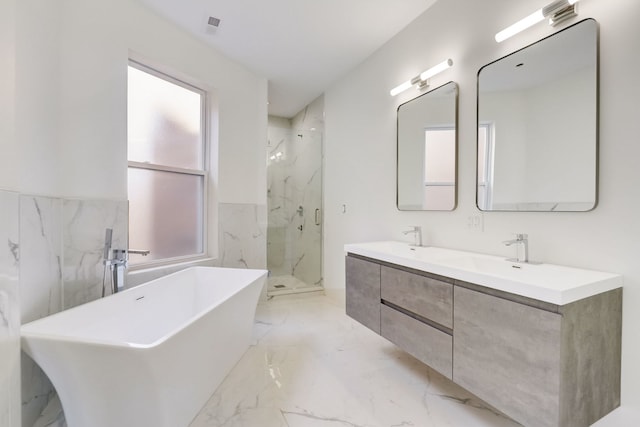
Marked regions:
[109,248,150,293]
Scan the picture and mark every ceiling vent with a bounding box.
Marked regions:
[207,16,221,28]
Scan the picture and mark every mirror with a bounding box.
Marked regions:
[477,19,598,212]
[397,81,458,211]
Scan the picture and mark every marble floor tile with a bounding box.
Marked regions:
[190,293,521,427]
[29,291,636,427]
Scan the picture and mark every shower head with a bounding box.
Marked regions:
[103,228,113,260]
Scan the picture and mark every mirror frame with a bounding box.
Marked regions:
[475,18,599,212]
[397,81,459,211]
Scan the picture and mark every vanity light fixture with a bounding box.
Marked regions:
[390,59,453,96]
[495,0,579,43]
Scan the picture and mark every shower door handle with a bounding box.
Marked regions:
[315,208,321,226]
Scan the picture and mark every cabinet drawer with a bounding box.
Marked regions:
[381,266,452,328]
[381,305,452,379]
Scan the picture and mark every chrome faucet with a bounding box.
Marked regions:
[503,233,528,263]
[403,225,423,247]
[101,228,150,295]
[110,248,150,293]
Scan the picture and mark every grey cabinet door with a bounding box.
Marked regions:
[380,266,452,328]
[453,286,562,427]
[345,256,381,333]
[381,305,452,379]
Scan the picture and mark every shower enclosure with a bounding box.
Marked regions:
[267,113,323,296]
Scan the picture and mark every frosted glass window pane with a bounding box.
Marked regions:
[128,66,203,170]
[128,168,204,264]
[424,129,455,183]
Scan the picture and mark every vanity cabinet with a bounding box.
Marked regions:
[345,254,622,427]
[345,255,381,333]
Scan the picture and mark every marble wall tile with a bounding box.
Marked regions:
[219,203,267,270]
[62,199,127,309]
[19,195,63,427]
[19,196,62,324]
[20,357,53,427]
[291,95,324,133]
[0,190,21,427]
[19,197,127,427]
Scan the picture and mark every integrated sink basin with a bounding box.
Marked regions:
[344,241,622,304]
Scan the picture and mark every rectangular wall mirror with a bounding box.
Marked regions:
[477,19,598,212]
[397,81,458,211]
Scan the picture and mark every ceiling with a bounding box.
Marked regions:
[136,0,439,118]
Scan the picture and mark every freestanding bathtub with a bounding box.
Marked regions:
[20,266,267,427]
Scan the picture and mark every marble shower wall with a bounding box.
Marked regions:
[266,119,292,274]
[19,195,127,427]
[267,96,324,287]
[218,203,267,270]
[0,191,21,427]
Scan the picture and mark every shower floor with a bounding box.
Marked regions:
[267,274,323,297]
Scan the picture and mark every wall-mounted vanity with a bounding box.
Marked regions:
[345,241,622,427]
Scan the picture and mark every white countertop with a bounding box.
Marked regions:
[344,241,623,305]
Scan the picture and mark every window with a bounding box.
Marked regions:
[477,123,494,210]
[127,61,207,265]
[423,126,456,210]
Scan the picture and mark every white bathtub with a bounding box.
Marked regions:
[20,266,267,427]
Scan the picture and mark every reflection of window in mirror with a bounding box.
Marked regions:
[424,127,456,210]
[477,123,494,210]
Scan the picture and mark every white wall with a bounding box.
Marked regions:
[0,3,20,425]
[324,0,640,416]
[0,0,18,192]
[12,0,267,204]
[14,0,61,196]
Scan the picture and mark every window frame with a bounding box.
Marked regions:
[127,59,209,269]
[477,122,494,210]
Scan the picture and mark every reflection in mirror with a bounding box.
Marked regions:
[477,19,598,212]
[397,81,458,211]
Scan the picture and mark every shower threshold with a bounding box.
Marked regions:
[267,275,323,297]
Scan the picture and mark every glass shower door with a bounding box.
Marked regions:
[267,128,323,295]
